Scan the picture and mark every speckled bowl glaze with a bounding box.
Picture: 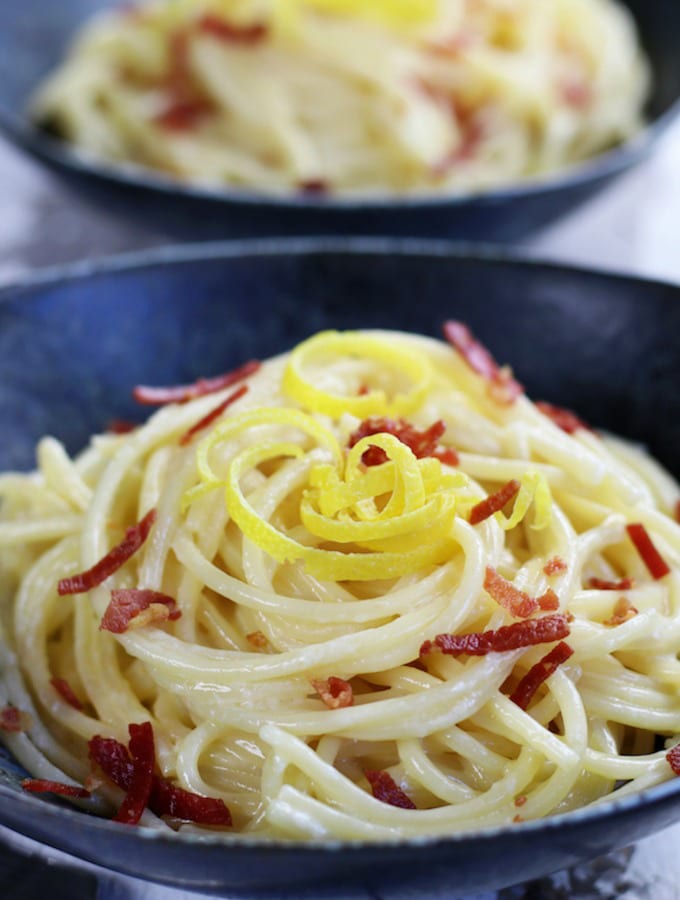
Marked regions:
[0,1,679,242]
[2,241,680,898]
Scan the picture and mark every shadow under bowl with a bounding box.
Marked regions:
[0,1,679,242]
[2,240,680,897]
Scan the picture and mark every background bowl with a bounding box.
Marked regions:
[0,1,679,243]
[2,240,680,897]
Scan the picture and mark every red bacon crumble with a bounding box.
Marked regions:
[469,480,521,525]
[198,14,268,44]
[604,597,638,627]
[588,576,634,591]
[108,419,137,435]
[365,770,416,810]
[89,724,232,826]
[483,567,538,618]
[514,794,527,808]
[675,499,680,524]
[536,401,591,435]
[666,743,680,776]
[246,630,268,649]
[21,779,90,799]
[311,677,354,710]
[509,641,574,710]
[543,557,567,577]
[537,589,560,612]
[420,614,570,658]
[100,589,181,634]
[626,523,671,580]
[113,722,155,825]
[443,320,523,406]
[153,28,216,132]
[299,179,329,195]
[348,417,459,467]
[50,677,83,711]
[133,360,261,406]
[179,384,248,446]
[0,706,31,733]
[58,509,156,596]
[155,98,215,131]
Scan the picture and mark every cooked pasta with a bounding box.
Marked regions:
[31,0,650,195]
[2,325,680,840]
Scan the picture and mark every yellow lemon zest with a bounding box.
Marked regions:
[499,471,553,531]
[282,331,432,419]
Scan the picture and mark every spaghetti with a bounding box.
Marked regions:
[31,0,650,195]
[2,324,680,840]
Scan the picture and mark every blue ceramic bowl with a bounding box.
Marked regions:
[2,240,680,897]
[0,2,679,243]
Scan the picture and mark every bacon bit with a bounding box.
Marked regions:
[88,727,231,826]
[50,677,83,711]
[513,814,524,823]
[246,630,268,649]
[198,14,268,44]
[365,770,416,810]
[514,794,527,807]
[588,576,634,591]
[0,706,31,733]
[543,557,567,577]
[311,677,354,710]
[357,384,370,396]
[536,401,591,435]
[108,419,137,435]
[537,589,560,612]
[626,523,671,580]
[58,510,156,596]
[483,567,538,619]
[113,722,156,825]
[469,480,521,525]
[299,179,328,195]
[100,589,181,634]
[420,614,570,658]
[604,597,638,627]
[443,321,523,406]
[666,743,680,776]
[155,97,215,131]
[348,417,458,467]
[675,499,680,524]
[509,641,574,710]
[179,384,248,446]
[21,779,90,798]
[133,360,260,406]
[565,611,575,623]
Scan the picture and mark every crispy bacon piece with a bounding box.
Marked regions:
[246,630,268,649]
[443,321,523,406]
[21,779,90,798]
[58,510,156,596]
[113,722,155,825]
[348,417,458,467]
[50,677,83,711]
[420,614,570,658]
[299,179,329,195]
[469,480,521,525]
[604,597,638,627]
[365,770,416,810]
[536,401,591,435]
[537,589,560,612]
[311,677,353,710]
[666,743,680,776]
[88,727,232,826]
[100,589,181,634]
[133,360,260,406]
[514,794,527,807]
[588,576,634,591]
[675,499,680,524]
[483,567,538,618]
[198,14,268,44]
[626,523,671,580]
[0,706,31,733]
[108,419,137,435]
[543,557,567,577]
[509,641,574,710]
[179,384,248,446]
[155,98,215,131]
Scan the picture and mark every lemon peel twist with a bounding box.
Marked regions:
[282,331,433,419]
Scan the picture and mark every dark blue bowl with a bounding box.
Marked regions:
[0,1,679,242]
[2,240,680,897]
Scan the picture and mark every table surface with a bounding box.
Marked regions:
[1,120,680,899]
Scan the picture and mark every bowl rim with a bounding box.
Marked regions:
[0,86,678,212]
[1,237,680,859]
